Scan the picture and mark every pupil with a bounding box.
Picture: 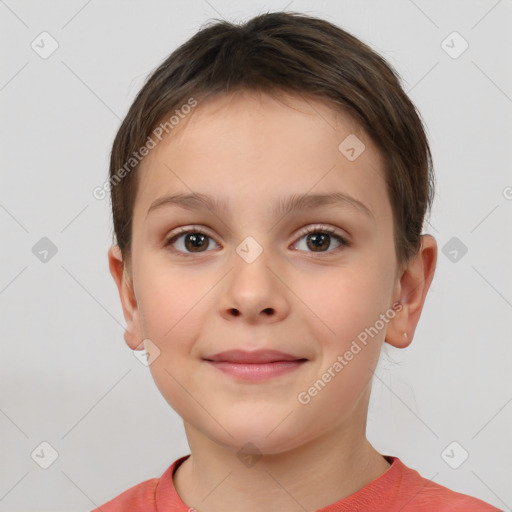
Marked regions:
[308,233,329,252]
[186,233,207,252]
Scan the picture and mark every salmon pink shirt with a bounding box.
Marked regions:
[91,454,501,511]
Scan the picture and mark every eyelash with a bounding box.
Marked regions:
[164,224,350,257]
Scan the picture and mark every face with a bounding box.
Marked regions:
[110,90,420,454]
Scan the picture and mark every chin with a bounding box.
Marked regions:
[202,416,311,456]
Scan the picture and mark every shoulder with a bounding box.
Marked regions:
[392,457,502,511]
[89,455,189,512]
[90,476,159,512]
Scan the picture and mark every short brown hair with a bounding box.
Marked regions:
[108,11,434,273]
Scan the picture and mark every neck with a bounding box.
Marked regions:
[173,423,391,512]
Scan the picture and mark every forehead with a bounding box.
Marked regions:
[134,90,390,225]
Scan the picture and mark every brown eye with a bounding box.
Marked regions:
[306,232,331,252]
[183,233,209,252]
[293,225,348,254]
[165,228,220,255]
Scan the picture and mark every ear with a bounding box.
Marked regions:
[108,245,144,351]
[385,234,437,348]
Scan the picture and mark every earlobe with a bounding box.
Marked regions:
[384,301,412,349]
[107,245,144,350]
[385,235,438,349]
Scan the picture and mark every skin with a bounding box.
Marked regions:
[108,90,437,511]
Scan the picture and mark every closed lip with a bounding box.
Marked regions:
[203,349,307,364]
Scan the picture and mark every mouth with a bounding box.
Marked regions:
[203,350,308,381]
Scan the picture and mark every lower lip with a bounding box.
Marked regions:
[206,360,306,380]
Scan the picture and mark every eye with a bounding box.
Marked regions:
[164,226,220,255]
[292,224,349,254]
[164,224,349,257]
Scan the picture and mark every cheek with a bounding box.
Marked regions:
[144,300,193,378]
[293,260,391,347]
[295,268,389,416]
[137,265,212,419]
[136,261,204,345]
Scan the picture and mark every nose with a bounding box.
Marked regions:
[218,248,290,324]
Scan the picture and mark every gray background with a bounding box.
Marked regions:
[1,0,511,510]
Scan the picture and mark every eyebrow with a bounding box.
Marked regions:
[146,191,374,220]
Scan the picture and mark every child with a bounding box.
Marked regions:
[95,11,500,511]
